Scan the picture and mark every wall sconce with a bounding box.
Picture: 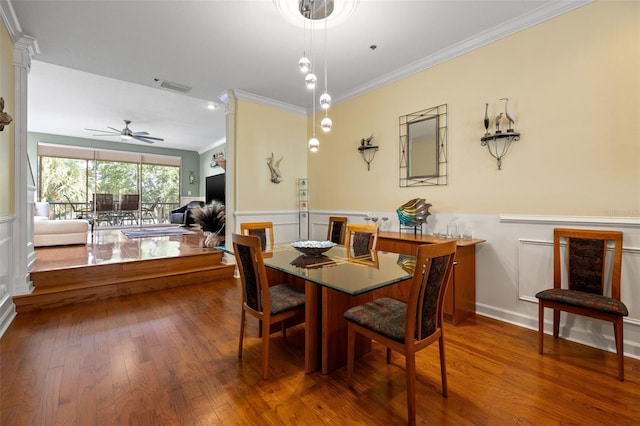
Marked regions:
[188,171,195,185]
[358,133,378,171]
[480,98,520,170]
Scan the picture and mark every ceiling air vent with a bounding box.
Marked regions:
[158,80,191,93]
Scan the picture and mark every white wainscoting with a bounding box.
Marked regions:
[0,217,17,337]
[234,210,301,245]
[306,210,640,360]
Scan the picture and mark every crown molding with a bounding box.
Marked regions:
[0,0,21,43]
[232,89,307,116]
[0,1,40,55]
[334,0,593,106]
[198,138,226,155]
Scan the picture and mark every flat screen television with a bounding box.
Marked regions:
[206,173,225,205]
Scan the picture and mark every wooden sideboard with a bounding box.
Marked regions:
[377,231,486,325]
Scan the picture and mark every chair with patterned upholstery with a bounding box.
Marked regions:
[232,233,305,379]
[344,240,457,426]
[536,228,627,381]
[240,221,274,251]
[344,223,378,257]
[327,216,347,245]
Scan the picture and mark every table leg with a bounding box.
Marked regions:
[305,281,320,374]
[321,287,372,374]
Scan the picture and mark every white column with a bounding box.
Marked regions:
[12,35,38,296]
[218,89,236,255]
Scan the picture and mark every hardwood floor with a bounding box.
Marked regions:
[2,277,638,425]
[17,227,234,312]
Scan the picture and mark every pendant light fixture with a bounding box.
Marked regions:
[298,10,311,74]
[298,0,334,151]
[320,0,332,133]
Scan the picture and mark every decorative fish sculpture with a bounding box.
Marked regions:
[396,198,432,227]
[267,152,283,184]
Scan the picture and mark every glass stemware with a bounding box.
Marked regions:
[371,215,379,225]
[381,216,389,230]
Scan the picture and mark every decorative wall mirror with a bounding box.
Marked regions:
[399,104,447,187]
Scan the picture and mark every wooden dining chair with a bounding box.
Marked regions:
[344,240,457,426]
[344,223,378,257]
[327,216,347,245]
[536,228,627,380]
[240,221,274,251]
[232,233,305,379]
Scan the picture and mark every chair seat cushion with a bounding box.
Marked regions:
[535,289,628,316]
[344,297,406,343]
[269,284,305,315]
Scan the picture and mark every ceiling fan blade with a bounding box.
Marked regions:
[132,131,149,136]
[134,135,163,141]
[107,126,122,133]
[85,128,119,134]
[132,135,161,144]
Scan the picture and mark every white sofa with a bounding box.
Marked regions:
[34,202,89,247]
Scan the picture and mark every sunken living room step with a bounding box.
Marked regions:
[16,251,234,312]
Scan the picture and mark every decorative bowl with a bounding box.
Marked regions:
[291,240,336,256]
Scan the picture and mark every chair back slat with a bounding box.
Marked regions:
[327,216,347,244]
[554,228,623,300]
[344,224,378,258]
[405,241,457,342]
[568,238,606,295]
[233,233,268,313]
[240,222,274,251]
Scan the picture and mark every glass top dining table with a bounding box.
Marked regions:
[222,241,418,374]
[262,245,416,296]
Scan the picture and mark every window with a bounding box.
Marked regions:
[38,144,181,223]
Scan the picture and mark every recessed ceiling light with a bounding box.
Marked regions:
[207,103,217,110]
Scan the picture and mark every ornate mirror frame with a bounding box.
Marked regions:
[399,104,448,187]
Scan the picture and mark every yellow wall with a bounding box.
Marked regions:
[0,19,15,216]
[309,1,640,216]
[235,99,307,211]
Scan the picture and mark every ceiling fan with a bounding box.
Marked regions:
[85,120,164,144]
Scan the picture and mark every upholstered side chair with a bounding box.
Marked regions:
[344,240,457,425]
[232,233,305,379]
[536,228,627,380]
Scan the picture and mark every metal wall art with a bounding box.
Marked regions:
[357,133,377,170]
[481,97,520,170]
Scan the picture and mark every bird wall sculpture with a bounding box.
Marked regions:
[495,113,503,133]
[500,97,516,132]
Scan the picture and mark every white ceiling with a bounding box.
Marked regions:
[8,0,587,153]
